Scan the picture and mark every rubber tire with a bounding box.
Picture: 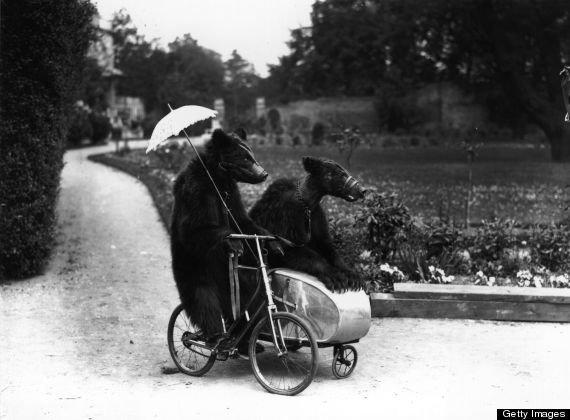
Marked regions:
[249,311,319,396]
[167,304,215,377]
[332,344,358,379]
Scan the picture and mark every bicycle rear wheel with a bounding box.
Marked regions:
[167,304,215,376]
[249,312,318,396]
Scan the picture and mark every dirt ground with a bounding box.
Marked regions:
[1,143,569,420]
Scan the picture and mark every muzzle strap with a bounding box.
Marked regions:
[343,175,358,191]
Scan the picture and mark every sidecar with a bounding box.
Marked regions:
[269,268,371,378]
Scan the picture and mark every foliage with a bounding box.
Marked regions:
[529,224,570,272]
[79,58,108,111]
[356,191,415,260]
[91,145,570,288]
[67,104,93,146]
[0,0,96,280]
[157,35,225,109]
[223,50,260,125]
[267,0,570,160]
[311,123,326,146]
[328,125,362,168]
[89,112,112,143]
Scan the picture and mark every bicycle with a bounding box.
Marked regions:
[167,234,319,396]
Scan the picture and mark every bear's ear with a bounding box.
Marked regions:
[234,127,247,141]
[212,129,232,149]
[302,156,321,174]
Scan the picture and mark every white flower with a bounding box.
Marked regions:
[523,280,531,287]
[442,274,455,284]
[359,250,372,261]
[533,276,543,288]
[379,263,393,273]
[551,274,569,286]
[487,276,496,286]
[516,270,532,281]
[428,265,436,273]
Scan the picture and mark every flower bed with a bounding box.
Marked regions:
[89,144,570,292]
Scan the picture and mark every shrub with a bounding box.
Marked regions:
[0,0,95,280]
[311,122,326,146]
[356,191,415,260]
[529,224,570,272]
[67,105,93,146]
[142,111,163,138]
[89,112,111,143]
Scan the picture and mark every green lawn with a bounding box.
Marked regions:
[99,143,570,227]
[248,144,569,226]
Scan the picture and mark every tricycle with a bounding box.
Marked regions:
[167,234,371,395]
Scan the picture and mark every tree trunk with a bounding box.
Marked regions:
[549,124,570,162]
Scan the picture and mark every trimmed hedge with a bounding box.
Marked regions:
[0,0,95,280]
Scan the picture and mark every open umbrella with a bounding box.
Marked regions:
[146,105,217,153]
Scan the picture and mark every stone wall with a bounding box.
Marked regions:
[263,84,491,145]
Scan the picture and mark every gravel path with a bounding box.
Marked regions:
[1,143,569,419]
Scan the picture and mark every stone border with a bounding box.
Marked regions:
[371,283,570,322]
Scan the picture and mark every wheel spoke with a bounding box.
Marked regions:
[250,313,317,395]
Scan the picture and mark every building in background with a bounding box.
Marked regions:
[89,13,145,136]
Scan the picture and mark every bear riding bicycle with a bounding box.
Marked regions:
[147,105,371,395]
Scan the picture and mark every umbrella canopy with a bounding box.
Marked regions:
[146,105,217,153]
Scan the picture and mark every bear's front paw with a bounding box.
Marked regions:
[223,238,244,256]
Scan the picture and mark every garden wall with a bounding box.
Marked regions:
[268,83,489,145]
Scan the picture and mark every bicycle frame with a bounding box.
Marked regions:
[182,234,288,355]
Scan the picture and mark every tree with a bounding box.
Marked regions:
[224,50,260,126]
[268,0,570,160]
[109,9,139,68]
[157,34,225,109]
[417,0,570,160]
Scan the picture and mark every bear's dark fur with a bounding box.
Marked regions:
[249,157,366,292]
[171,128,276,337]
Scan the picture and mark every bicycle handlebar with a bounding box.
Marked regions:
[226,233,295,248]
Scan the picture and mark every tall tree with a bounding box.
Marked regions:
[224,50,260,124]
[157,34,225,109]
[268,0,570,160]
[420,0,570,160]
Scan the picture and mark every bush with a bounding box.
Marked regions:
[356,191,415,260]
[89,113,111,143]
[529,224,570,272]
[67,105,93,146]
[0,0,95,280]
[311,122,326,146]
[141,111,163,138]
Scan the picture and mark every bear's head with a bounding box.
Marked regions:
[302,156,366,202]
[209,128,268,184]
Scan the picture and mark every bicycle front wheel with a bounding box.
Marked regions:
[249,312,318,396]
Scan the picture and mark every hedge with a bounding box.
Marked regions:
[0,0,96,280]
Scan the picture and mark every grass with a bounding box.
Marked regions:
[88,142,569,291]
[92,142,569,228]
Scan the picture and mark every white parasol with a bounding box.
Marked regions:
[146,105,217,153]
